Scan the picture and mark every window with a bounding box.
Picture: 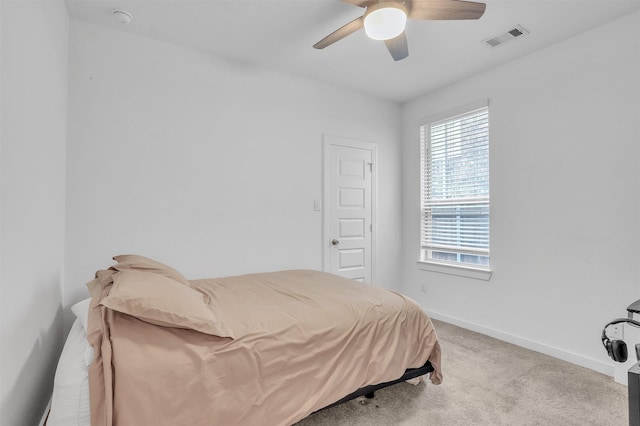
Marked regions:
[419,103,490,273]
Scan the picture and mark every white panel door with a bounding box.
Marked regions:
[323,136,375,283]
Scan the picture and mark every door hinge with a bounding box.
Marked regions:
[368,162,374,172]
[370,224,373,232]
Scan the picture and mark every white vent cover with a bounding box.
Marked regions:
[483,25,529,47]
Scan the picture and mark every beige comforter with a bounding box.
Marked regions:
[87,264,441,426]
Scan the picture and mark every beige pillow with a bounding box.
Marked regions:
[100,270,234,338]
[111,254,190,287]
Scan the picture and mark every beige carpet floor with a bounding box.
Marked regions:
[295,320,627,426]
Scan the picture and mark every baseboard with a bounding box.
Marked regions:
[424,308,615,380]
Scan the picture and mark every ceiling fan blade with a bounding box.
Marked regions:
[341,0,376,7]
[384,31,409,61]
[409,0,486,20]
[313,16,365,49]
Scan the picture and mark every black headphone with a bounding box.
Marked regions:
[601,318,640,363]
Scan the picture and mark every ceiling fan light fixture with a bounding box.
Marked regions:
[364,3,407,41]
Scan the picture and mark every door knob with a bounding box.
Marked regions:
[331,239,340,246]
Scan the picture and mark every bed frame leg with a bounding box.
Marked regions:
[364,392,375,399]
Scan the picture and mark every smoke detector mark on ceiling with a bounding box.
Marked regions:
[113,10,133,25]
[483,25,529,47]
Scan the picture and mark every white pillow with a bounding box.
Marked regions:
[71,298,91,334]
[47,319,91,426]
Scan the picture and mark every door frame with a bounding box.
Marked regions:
[322,134,377,284]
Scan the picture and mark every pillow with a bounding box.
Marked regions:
[47,319,91,426]
[71,298,91,334]
[110,254,190,287]
[100,270,234,338]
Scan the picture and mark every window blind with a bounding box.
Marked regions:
[420,106,490,268]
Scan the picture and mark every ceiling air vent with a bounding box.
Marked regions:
[483,25,529,47]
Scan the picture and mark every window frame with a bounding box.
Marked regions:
[416,100,492,281]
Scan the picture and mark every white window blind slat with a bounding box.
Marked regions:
[420,105,490,268]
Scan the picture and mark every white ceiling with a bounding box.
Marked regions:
[65,0,640,103]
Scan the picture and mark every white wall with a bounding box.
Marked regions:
[64,20,402,305]
[401,11,640,378]
[0,1,69,424]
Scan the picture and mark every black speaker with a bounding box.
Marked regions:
[602,318,640,363]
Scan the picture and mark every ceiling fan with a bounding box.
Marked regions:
[313,0,486,61]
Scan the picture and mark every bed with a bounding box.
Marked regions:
[47,255,442,425]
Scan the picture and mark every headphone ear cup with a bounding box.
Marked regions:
[610,340,628,363]
[606,338,616,360]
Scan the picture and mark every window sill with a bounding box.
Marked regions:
[416,260,492,281]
